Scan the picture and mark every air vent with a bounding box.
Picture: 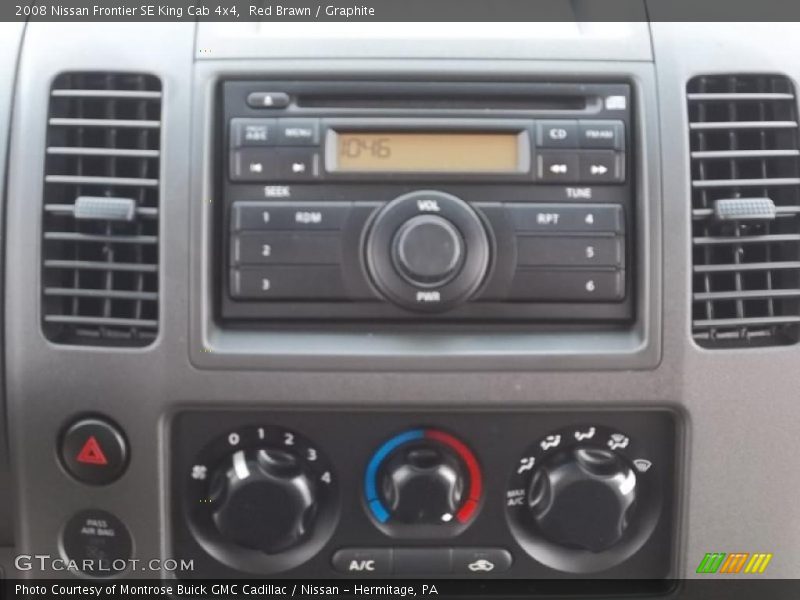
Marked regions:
[42,73,161,346]
[689,74,800,347]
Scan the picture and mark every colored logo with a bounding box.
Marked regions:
[696,552,773,574]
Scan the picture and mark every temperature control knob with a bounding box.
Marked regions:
[210,448,318,554]
[526,447,637,552]
[365,428,482,534]
[380,444,466,524]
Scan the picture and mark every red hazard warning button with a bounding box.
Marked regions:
[76,436,109,465]
[60,417,128,485]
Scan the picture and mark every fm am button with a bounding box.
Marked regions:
[59,417,128,485]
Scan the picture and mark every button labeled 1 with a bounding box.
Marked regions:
[231,202,352,231]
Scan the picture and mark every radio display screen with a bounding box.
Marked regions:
[332,132,520,173]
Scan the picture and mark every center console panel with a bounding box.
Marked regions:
[171,410,677,581]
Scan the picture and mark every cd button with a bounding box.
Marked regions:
[331,548,392,575]
[536,120,579,148]
[453,548,513,575]
[230,266,347,299]
[246,91,290,109]
[231,232,342,266]
[277,118,320,146]
[538,152,579,182]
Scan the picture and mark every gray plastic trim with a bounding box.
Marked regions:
[196,22,654,63]
[0,21,26,548]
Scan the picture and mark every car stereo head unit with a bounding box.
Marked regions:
[218,80,634,323]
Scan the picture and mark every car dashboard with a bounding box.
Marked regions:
[0,11,797,597]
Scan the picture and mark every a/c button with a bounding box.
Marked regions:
[332,548,392,575]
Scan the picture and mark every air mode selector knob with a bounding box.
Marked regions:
[392,215,464,286]
[527,447,637,552]
[210,448,318,554]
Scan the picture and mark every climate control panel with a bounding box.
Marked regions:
[172,410,677,581]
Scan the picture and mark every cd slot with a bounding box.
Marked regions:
[297,94,588,112]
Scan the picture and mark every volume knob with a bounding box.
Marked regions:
[392,215,464,286]
[365,191,490,312]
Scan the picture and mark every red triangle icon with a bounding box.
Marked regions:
[76,436,108,466]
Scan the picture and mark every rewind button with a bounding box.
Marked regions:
[538,153,578,183]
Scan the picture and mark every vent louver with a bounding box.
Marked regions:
[42,73,161,346]
[689,74,800,347]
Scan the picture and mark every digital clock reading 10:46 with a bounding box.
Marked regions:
[333,132,520,173]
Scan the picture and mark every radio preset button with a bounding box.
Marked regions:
[538,152,579,182]
[579,151,624,183]
[232,202,352,231]
[277,118,320,146]
[231,232,342,266]
[246,91,290,109]
[509,269,625,301]
[536,120,579,148]
[508,204,623,233]
[230,118,278,148]
[230,266,347,299]
[578,120,624,150]
[516,236,623,268]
